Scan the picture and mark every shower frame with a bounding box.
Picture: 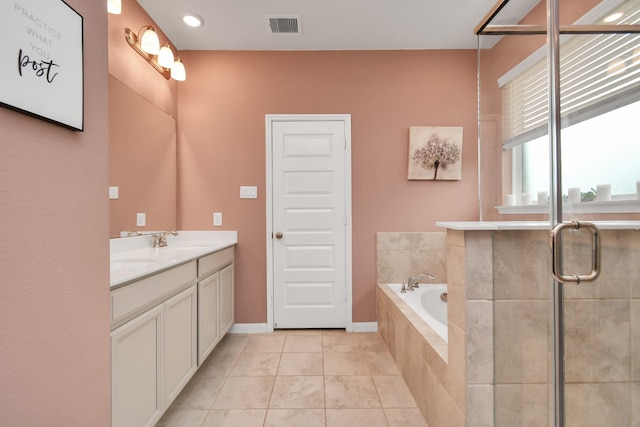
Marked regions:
[475,1,640,426]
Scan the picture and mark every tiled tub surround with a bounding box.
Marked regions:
[378,284,465,427]
[376,232,447,285]
[376,231,469,427]
[377,224,640,427]
[377,230,491,427]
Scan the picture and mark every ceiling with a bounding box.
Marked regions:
[136,0,541,51]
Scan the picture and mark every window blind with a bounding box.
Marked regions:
[501,7,640,149]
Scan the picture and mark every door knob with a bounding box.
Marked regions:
[275,232,283,239]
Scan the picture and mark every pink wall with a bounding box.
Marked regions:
[0,0,111,425]
[177,50,479,323]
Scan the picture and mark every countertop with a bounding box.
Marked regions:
[435,221,640,231]
[110,231,238,288]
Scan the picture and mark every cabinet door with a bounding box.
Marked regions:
[198,272,220,365]
[111,305,163,427]
[164,285,197,406]
[219,264,234,336]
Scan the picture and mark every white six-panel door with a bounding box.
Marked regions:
[268,116,351,329]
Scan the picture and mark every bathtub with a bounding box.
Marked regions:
[387,283,448,342]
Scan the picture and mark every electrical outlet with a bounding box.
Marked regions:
[136,213,146,226]
[213,212,222,226]
[108,186,119,199]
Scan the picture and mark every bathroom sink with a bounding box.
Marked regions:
[110,258,157,272]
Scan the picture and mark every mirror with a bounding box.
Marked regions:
[108,75,177,238]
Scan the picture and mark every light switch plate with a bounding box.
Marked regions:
[213,212,222,226]
[109,186,119,199]
[136,213,146,226]
[240,186,258,199]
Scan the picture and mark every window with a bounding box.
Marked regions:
[519,99,640,197]
[500,1,640,204]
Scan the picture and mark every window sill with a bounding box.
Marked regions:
[497,197,640,215]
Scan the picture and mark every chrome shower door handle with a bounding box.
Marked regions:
[550,221,601,284]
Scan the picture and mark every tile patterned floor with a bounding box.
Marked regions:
[156,330,428,427]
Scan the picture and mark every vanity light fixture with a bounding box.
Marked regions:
[107,0,121,14]
[124,26,187,81]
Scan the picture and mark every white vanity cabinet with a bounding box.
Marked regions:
[219,263,234,336]
[111,261,197,427]
[197,271,220,364]
[197,247,234,364]
[110,243,235,427]
[111,304,163,427]
[164,284,198,404]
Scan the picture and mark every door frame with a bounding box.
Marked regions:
[265,114,353,332]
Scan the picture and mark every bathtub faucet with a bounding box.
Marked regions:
[406,273,435,291]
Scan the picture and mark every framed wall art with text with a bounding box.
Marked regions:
[0,0,84,131]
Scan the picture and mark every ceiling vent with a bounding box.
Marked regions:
[266,15,302,35]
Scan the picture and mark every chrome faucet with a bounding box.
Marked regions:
[152,231,178,248]
[405,273,435,291]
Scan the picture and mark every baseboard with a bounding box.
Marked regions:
[227,323,270,334]
[228,322,378,333]
[351,322,378,332]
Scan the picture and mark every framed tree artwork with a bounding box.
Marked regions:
[408,126,463,180]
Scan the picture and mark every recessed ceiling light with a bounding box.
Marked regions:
[183,13,204,28]
[604,12,623,23]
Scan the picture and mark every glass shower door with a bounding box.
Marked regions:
[477,0,640,425]
[554,16,640,426]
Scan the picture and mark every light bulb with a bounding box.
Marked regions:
[171,59,186,81]
[158,44,174,69]
[140,27,160,55]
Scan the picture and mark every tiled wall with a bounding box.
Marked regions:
[376,232,447,285]
[447,230,495,427]
[492,228,640,426]
[562,230,640,426]
[491,230,550,425]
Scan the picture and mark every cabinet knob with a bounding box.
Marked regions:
[275,232,283,239]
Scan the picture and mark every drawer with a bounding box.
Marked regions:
[198,247,234,278]
[111,261,197,327]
